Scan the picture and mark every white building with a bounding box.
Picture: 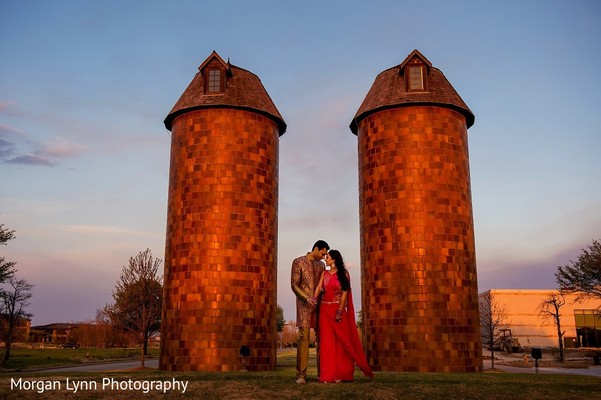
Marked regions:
[479,289,601,348]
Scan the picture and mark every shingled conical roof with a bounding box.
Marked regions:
[350,50,474,134]
[164,51,286,134]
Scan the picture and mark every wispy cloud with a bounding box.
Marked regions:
[6,153,55,167]
[1,124,88,167]
[1,99,89,166]
[0,123,23,136]
[0,136,17,160]
[37,138,88,158]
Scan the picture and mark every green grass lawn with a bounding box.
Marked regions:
[2,349,600,399]
[1,347,160,371]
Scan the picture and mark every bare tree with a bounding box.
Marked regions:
[479,291,509,369]
[0,276,33,362]
[0,224,14,244]
[107,249,162,367]
[0,223,17,284]
[281,321,299,348]
[70,318,118,349]
[93,308,113,348]
[539,291,566,362]
[96,304,138,348]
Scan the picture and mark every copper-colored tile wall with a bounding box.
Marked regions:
[160,108,280,372]
[357,106,482,372]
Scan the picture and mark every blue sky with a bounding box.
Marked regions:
[1,0,600,325]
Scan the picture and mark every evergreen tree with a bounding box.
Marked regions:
[556,239,601,300]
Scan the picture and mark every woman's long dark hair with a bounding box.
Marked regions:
[328,250,350,291]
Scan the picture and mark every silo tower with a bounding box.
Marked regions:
[160,51,286,371]
[350,50,482,372]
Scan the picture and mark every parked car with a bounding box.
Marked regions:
[60,342,80,348]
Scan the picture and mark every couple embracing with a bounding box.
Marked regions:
[290,240,374,384]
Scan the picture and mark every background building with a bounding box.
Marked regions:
[481,289,601,348]
[0,315,31,343]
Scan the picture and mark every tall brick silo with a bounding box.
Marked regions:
[350,50,482,372]
[160,51,286,372]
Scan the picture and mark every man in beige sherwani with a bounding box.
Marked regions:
[291,240,329,384]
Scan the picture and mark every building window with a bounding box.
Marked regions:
[407,66,425,92]
[574,309,601,347]
[207,69,222,93]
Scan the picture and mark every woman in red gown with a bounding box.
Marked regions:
[313,250,374,383]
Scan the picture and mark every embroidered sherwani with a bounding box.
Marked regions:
[291,254,323,328]
[291,253,324,379]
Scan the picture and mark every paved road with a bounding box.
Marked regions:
[32,359,159,373]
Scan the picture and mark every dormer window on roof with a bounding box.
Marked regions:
[207,69,223,93]
[408,65,424,91]
[400,50,432,93]
[198,51,230,94]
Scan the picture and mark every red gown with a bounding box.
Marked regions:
[318,271,374,382]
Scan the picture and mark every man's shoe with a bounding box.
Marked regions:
[296,378,306,385]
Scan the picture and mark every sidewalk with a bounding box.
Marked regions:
[484,359,601,377]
